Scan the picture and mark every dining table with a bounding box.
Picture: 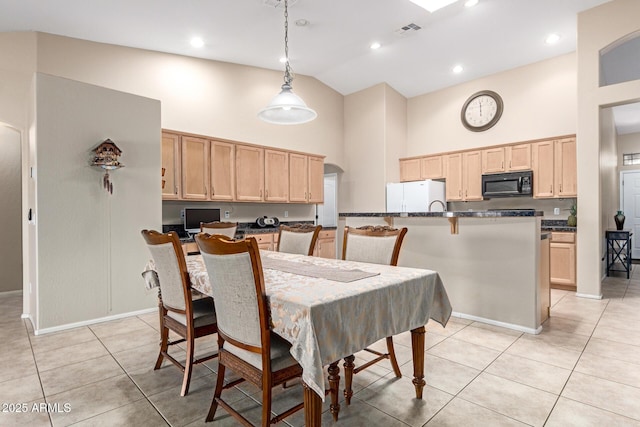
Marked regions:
[166,249,452,426]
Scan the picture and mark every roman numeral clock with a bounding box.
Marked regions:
[461,90,504,132]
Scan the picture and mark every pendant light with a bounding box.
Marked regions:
[258,0,317,125]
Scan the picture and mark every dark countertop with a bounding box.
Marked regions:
[163,221,332,243]
[339,209,543,218]
[541,219,576,232]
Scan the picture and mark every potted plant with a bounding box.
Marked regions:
[567,203,577,227]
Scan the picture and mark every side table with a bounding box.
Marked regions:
[606,229,633,278]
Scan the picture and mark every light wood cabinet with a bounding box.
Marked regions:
[532,137,576,199]
[463,151,483,201]
[289,153,309,203]
[182,241,199,256]
[400,158,422,182]
[482,147,505,174]
[539,236,550,323]
[444,153,463,201]
[421,156,444,179]
[264,149,289,202]
[246,232,276,251]
[550,232,576,291]
[314,229,336,259]
[555,138,577,197]
[181,136,209,200]
[235,145,264,202]
[162,132,181,200]
[210,140,235,201]
[506,143,531,171]
[308,156,324,203]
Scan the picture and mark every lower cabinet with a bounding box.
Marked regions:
[314,229,336,259]
[245,232,277,251]
[182,242,199,256]
[550,232,576,291]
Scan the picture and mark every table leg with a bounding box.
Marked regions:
[411,326,426,399]
[328,361,341,421]
[343,354,355,405]
[303,382,322,427]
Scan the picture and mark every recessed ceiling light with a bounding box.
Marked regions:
[190,37,204,48]
[279,57,288,63]
[370,42,382,50]
[545,33,561,45]
[295,19,309,27]
[453,65,464,74]
[464,0,478,7]
[409,0,458,13]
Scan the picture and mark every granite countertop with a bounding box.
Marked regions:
[541,219,576,232]
[162,221,330,243]
[339,209,543,218]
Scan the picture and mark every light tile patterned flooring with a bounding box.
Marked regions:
[2,269,640,427]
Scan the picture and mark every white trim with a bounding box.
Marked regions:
[451,311,542,335]
[0,290,23,298]
[575,292,603,300]
[33,307,157,336]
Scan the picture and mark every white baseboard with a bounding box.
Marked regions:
[0,290,23,298]
[451,311,543,335]
[34,307,157,336]
[575,292,603,300]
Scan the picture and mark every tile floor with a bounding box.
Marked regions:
[1,269,640,427]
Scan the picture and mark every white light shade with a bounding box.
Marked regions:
[258,84,317,125]
[409,0,458,13]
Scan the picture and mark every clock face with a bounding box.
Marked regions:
[461,90,503,132]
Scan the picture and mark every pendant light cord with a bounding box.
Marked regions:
[283,0,293,86]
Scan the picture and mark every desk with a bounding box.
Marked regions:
[606,229,633,278]
[184,250,452,426]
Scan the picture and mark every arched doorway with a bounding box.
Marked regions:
[0,124,22,293]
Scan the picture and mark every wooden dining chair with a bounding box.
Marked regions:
[276,223,322,256]
[195,234,304,426]
[141,229,219,397]
[200,221,238,239]
[341,225,408,404]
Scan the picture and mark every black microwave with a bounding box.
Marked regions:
[481,171,533,198]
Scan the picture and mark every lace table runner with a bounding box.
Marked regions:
[261,256,379,282]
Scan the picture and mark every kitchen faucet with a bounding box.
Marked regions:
[429,200,447,212]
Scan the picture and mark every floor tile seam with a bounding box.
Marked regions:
[31,338,101,355]
[438,334,509,354]
[454,394,540,427]
[23,318,54,427]
[541,313,599,329]
[477,370,562,398]
[554,395,640,423]
[568,368,640,393]
[591,321,640,339]
[54,394,148,427]
[41,369,127,399]
[348,395,414,426]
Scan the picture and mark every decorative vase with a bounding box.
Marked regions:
[567,214,577,227]
[614,210,625,230]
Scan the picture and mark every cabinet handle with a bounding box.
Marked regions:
[560,184,562,192]
[265,189,269,198]
[211,186,215,196]
[502,161,504,169]
[174,186,178,195]
[509,161,512,169]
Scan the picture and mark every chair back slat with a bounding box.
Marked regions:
[197,235,267,351]
[277,224,322,256]
[342,225,408,266]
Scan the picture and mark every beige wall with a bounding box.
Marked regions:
[600,107,618,237]
[0,32,36,129]
[578,0,640,297]
[0,125,22,292]
[407,53,577,155]
[34,73,161,330]
[34,33,345,168]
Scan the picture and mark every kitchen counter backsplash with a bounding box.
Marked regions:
[541,219,576,232]
[162,221,321,242]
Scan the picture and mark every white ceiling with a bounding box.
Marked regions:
[3,0,638,134]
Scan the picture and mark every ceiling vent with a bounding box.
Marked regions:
[263,0,299,8]
[394,23,422,37]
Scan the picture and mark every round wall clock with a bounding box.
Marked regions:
[461,90,503,132]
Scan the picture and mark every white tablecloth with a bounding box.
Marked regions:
[183,250,452,399]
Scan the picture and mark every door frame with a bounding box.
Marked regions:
[619,169,640,259]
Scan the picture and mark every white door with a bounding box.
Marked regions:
[621,170,640,259]
[317,173,337,227]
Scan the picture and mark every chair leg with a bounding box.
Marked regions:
[343,355,355,405]
[386,336,402,378]
[181,333,195,396]
[154,324,169,370]
[206,364,226,422]
[262,380,272,427]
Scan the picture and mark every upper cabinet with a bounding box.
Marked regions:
[532,137,576,199]
[481,143,531,174]
[162,130,324,204]
[444,151,482,201]
[481,147,505,174]
[161,133,181,200]
[400,155,444,181]
[399,158,421,182]
[444,153,463,201]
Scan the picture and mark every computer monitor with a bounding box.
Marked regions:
[183,208,221,235]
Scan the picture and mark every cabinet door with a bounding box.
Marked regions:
[555,138,577,197]
[400,158,421,182]
[181,136,209,200]
[532,140,555,198]
[506,143,531,171]
[550,242,576,289]
[210,140,235,201]
[308,156,324,203]
[314,230,336,259]
[463,151,483,201]
[421,156,444,179]
[444,153,463,201]
[289,153,309,203]
[235,145,264,201]
[264,149,289,202]
[161,132,181,200]
[481,147,505,174]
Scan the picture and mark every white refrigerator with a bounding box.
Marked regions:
[386,180,446,213]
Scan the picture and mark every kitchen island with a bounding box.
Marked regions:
[339,210,549,334]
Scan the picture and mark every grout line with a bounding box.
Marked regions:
[23,317,54,427]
